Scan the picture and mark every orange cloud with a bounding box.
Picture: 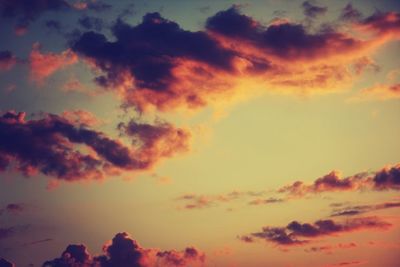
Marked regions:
[29,43,78,85]
[71,8,400,113]
[351,83,400,101]
[61,109,102,127]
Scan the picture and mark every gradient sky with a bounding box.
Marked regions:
[0,1,399,267]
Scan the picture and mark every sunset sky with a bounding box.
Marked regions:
[0,0,399,266]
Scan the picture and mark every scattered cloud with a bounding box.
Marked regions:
[176,190,268,209]
[278,163,400,197]
[43,232,205,267]
[240,216,391,247]
[68,7,400,112]
[0,111,190,183]
[330,201,400,217]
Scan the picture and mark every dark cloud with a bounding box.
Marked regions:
[43,232,205,267]
[5,203,25,214]
[22,238,53,246]
[71,13,236,109]
[66,6,400,111]
[206,6,361,61]
[305,242,357,254]
[331,201,400,217]
[241,217,391,246]
[43,244,92,266]
[78,15,104,31]
[119,119,191,163]
[0,227,14,240]
[278,164,400,197]
[0,225,30,240]
[340,3,362,21]
[0,111,190,182]
[44,19,62,33]
[0,0,70,28]
[302,1,327,18]
[372,165,400,190]
[0,258,14,267]
[360,11,400,36]
[0,51,16,71]
[85,1,112,12]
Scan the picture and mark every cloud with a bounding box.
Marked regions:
[372,164,400,190]
[0,111,190,183]
[71,13,237,111]
[61,110,102,127]
[340,4,362,21]
[44,20,63,33]
[0,203,25,216]
[330,201,400,217]
[72,1,112,12]
[43,232,205,267]
[324,261,367,267]
[78,15,104,31]
[206,6,362,61]
[29,43,78,85]
[0,51,16,71]
[240,216,391,247]
[359,11,400,38]
[120,119,190,160]
[156,247,206,267]
[305,242,357,254]
[68,6,400,112]
[278,163,400,197]
[176,190,267,209]
[4,203,25,214]
[248,197,285,205]
[0,258,15,267]
[277,171,368,196]
[302,1,327,19]
[351,83,400,101]
[0,0,70,28]
[0,225,30,240]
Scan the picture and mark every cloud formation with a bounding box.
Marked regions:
[301,1,327,19]
[0,224,30,240]
[305,242,357,254]
[0,203,25,215]
[68,6,400,112]
[240,217,391,247]
[29,43,78,85]
[43,232,205,267]
[330,201,400,217]
[0,111,190,183]
[352,83,400,101]
[176,190,267,209]
[71,13,237,111]
[0,51,16,71]
[278,163,400,196]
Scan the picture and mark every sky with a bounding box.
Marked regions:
[0,0,399,266]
